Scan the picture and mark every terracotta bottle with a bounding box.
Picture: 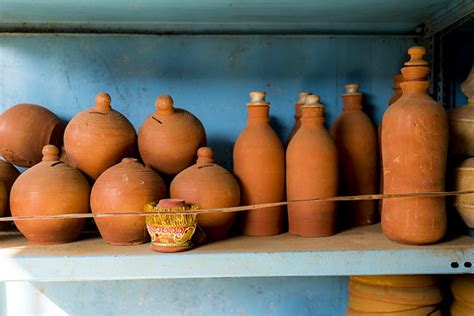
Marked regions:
[286,92,311,145]
[381,46,448,245]
[287,95,338,236]
[0,104,65,167]
[233,91,285,236]
[170,147,240,241]
[450,63,474,156]
[331,83,378,227]
[138,95,207,176]
[64,93,137,180]
[91,158,167,245]
[10,145,90,244]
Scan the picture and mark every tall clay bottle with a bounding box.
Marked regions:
[286,92,311,145]
[381,46,448,245]
[233,91,285,236]
[331,83,378,227]
[287,95,338,236]
[170,147,240,241]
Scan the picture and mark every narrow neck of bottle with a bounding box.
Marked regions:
[400,81,430,95]
[342,95,363,111]
[300,107,325,125]
[247,105,270,125]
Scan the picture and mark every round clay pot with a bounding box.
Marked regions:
[349,296,433,313]
[350,275,437,288]
[381,46,448,245]
[233,91,285,236]
[331,83,378,227]
[451,300,474,316]
[451,275,474,305]
[138,95,206,176]
[0,160,20,213]
[454,158,474,233]
[91,158,168,245]
[64,93,137,180]
[346,306,441,316]
[286,92,311,145]
[450,63,474,156]
[0,104,65,167]
[170,147,240,241]
[10,145,90,244]
[287,95,338,237]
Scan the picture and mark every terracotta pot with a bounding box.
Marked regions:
[233,91,285,236]
[91,158,168,245]
[346,306,440,316]
[0,104,64,167]
[287,95,338,237]
[286,92,311,145]
[64,93,137,180]
[451,300,474,316]
[454,158,474,233]
[450,63,474,156]
[138,95,207,176]
[350,275,437,288]
[10,145,90,244]
[0,160,20,213]
[381,46,448,245]
[170,147,240,241]
[348,296,430,313]
[451,275,474,305]
[331,83,378,227]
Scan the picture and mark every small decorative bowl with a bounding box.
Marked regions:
[145,198,198,253]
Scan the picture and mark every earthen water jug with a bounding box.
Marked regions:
[381,46,448,245]
[10,145,90,244]
[64,93,137,180]
[331,83,378,227]
[233,91,285,236]
[286,92,311,145]
[138,95,206,176]
[450,63,474,156]
[171,147,240,241]
[0,104,64,167]
[287,95,338,236]
[91,158,167,245]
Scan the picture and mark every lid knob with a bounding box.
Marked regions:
[155,95,175,114]
[404,46,428,66]
[197,147,214,164]
[250,91,266,103]
[157,198,187,209]
[94,93,112,113]
[304,94,322,107]
[345,83,360,94]
[122,158,139,164]
[42,145,60,161]
[297,92,311,104]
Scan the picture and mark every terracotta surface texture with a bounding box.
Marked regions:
[286,92,311,146]
[170,147,240,241]
[233,91,285,236]
[381,46,448,245]
[287,95,338,237]
[455,157,474,229]
[10,145,90,244]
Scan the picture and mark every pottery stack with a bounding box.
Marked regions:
[450,275,474,315]
[346,275,442,315]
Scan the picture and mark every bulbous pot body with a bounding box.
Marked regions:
[287,106,338,237]
[170,147,240,241]
[0,104,64,167]
[450,100,474,156]
[64,93,137,180]
[233,93,285,236]
[10,145,90,244]
[455,157,474,233]
[91,158,167,245]
[138,95,206,176]
[331,92,378,227]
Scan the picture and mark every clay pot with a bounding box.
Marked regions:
[64,93,137,180]
[10,145,90,244]
[450,63,474,156]
[91,158,167,245]
[454,158,474,235]
[331,83,378,227]
[381,46,448,245]
[287,95,338,237]
[0,104,64,167]
[451,275,474,305]
[233,91,285,236]
[138,95,206,176]
[350,275,437,288]
[286,92,311,145]
[170,147,240,241]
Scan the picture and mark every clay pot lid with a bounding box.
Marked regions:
[401,46,429,81]
[93,93,112,113]
[42,145,60,162]
[247,91,269,107]
[302,95,323,108]
[157,198,187,209]
[155,94,176,115]
[296,92,311,105]
[196,147,214,164]
[344,83,362,96]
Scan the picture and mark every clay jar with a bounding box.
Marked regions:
[10,145,90,244]
[286,92,311,145]
[91,158,167,245]
[170,147,240,241]
[233,91,285,236]
[287,95,338,237]
[0,104,64,167]
[381,46,448,245]
[138,95,206,176]
[331,83,378,227]
[64,93,137,180]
